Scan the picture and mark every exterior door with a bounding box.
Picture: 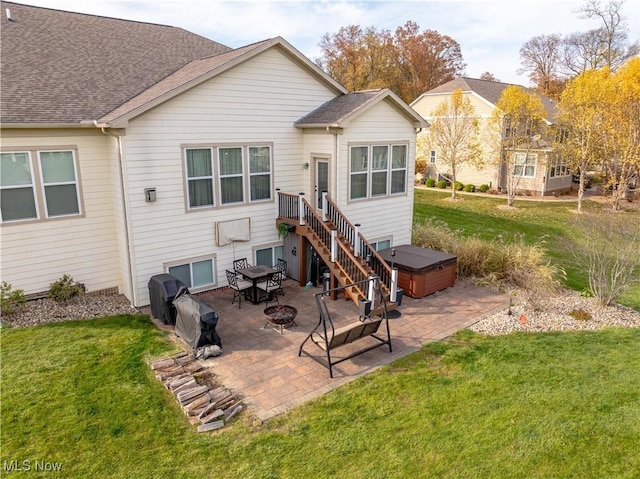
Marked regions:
[283,233,300,281]
[315,159,329,208]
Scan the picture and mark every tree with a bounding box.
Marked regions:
[489,86,547,207]
[318,22,465,104]
[479,72,500,82]
[518,34,566,99]
[575,0,640,71]
[426,89,481,199]
[556,67,610,213]
[393,21,466,103]
[601,57,640,210]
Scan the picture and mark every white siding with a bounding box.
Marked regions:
[336,100,417,247]
[0,129,124,296]
[122,48,338,305]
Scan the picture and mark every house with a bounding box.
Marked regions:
[0,2,426,307]
[411,77,572,196]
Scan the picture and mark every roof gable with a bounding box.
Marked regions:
[295,89,427,129]
[99,37,348,127]
[412,77,557,122]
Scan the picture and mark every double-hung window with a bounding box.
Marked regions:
[1,152,38,221]
[349,143,408,200]
[255,244,284,267]
[186,148,214,208]
[185,144,272,209]
[39,151,80,217]
[430,150,436,164]
[513,153,536,177]
[1,149,81,223]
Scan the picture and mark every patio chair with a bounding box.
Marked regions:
[233,258,251,272]
[256,273,283,304]
[272,258,287,285]
[226,269,252,309]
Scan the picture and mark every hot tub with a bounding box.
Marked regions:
[379,245,457,299]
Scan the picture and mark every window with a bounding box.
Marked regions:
[185,144,272,209]
[255,245,284,267]
[1,149,81,223]
[349,144,408,200]
[219,147,244,205]
[38,151,80,218]
[167,256,216,290]
[249,146,271,201]
[371,238,391,251]
[513,153,536,177]
[549,157,570,178]
[430,150,436,164]
[186,148,214,208]
[1,152,38,221]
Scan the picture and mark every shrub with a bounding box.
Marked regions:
[569,212,640,306]
[454,181,464,191]
[464,184,476,192]
[1,281,26,316]
[49,274,83,302]
[437,180,448,189]
[425,178,436,187]
[479,184,490,193]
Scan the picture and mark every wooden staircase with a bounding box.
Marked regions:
[276,192,397,310]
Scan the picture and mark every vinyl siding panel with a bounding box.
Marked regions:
[0,129,124,296]
[336,100,417,247]
[122,48,338,305]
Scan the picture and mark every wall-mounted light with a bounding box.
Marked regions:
[144,188,156,202]
[303,162,309,169]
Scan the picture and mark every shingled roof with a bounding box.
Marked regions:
[295,89,427,129]
[1,1,231,125]
[414,77,557,121]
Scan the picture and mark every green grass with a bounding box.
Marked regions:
[413,188,640,311]
[2,318,640,478]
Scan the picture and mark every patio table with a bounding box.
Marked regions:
[238,265,278,304]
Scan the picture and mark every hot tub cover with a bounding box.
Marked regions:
[378,245,457,274]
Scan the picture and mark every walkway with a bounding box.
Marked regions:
[153,279,509,421]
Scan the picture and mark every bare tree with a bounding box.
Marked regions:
[426,89,482,199]
[518,34,566,99]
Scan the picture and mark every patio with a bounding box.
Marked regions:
[153,279,509,421]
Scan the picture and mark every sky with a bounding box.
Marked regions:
[10,0,640,86]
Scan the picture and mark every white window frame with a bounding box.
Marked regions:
[184,147,215,209]
[38,150,81,218]
[430,150,436,164]
[349,143,409,201]
[0,151,39,222]
[254,243,284,267]
[370,237,392,251]
[549,157,570,178]
[164,255,217,292]
[513,152,537,178]
[183,143,273,210]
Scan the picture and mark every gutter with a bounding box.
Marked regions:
[96,122,138,307]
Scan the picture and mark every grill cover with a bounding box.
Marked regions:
[378,245,457,273]
[173,288,221,350]
[148,273,188,325]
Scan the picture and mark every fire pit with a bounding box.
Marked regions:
[263,305,298,334]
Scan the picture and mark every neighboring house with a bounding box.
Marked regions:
[411,77,572,196]
[0,2,425,307]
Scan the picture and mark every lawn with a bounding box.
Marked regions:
[413,188,640,311]
[2,316,639,478]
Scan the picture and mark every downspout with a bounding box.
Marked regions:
[97,124,137,307]
[329,126,339,202]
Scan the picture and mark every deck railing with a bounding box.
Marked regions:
[277,191,393,298]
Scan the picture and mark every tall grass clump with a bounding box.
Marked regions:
[413,218,564,304]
